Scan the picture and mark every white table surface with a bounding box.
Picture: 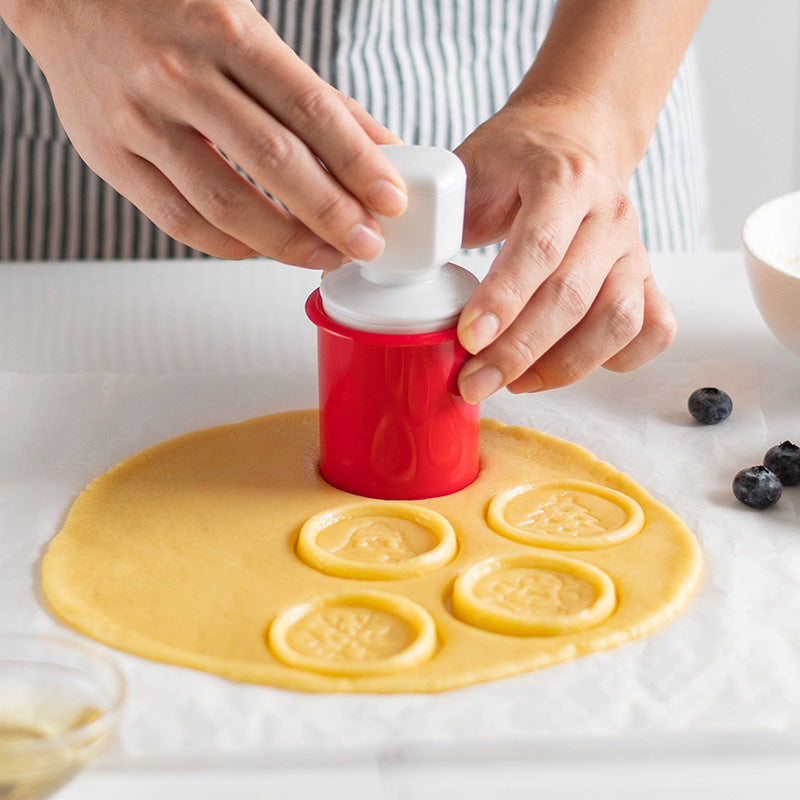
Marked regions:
[1,251,799,799]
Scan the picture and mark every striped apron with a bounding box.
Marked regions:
[0,0,708,260]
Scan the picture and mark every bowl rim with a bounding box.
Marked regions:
[0,632,125,755]
[742,189,800,276]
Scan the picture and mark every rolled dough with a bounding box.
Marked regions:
[42,410,701,692]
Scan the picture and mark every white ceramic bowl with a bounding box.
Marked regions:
[742,190,800,357]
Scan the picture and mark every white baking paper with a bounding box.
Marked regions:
[1,361,799,768]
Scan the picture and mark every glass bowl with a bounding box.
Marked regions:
[0,633,125,799]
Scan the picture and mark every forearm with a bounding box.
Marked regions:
[0,0,40,38]
[508,0,708,178]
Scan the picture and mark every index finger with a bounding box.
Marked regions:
[226,19,408,218]
[457,187,585,355]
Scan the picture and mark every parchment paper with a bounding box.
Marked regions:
[2,358,799,767]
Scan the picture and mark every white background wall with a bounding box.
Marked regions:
[693,0,800,249]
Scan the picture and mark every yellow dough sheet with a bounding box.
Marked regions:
[42,410,702,693]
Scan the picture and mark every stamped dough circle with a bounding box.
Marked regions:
[296,501,457,580]
[268,590,437,677]
[451,553,616,636]
[487,480,645,550]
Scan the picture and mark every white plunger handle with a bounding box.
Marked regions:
[356,145,467,285]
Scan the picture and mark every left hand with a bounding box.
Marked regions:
[454,100,676,403]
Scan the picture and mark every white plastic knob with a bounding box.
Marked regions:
[319,145,477,333]
[357,145,467,284]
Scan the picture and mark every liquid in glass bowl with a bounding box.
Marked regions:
[0,634,124,800]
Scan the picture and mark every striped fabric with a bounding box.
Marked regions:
[0,0,708,261]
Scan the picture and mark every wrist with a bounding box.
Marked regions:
[501,85,642,184]
[0,0,58,53]
[509,0,708,180]
[1,0,38,37]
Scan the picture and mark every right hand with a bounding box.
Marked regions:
[7,0,407,263]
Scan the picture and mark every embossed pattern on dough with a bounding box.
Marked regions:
[41,411,702,693]
[451,553,616,636]
[487,480,645,550]
[268,590,437,676]
[297,502,457,580]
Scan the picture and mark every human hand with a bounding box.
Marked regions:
[8,0,406,263]
[453,100,676,403]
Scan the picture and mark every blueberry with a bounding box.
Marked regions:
[688,387,732,425]
[732,466,782,509]
[763,441,800,486]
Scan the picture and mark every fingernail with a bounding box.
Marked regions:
[366,178,408,216]
[460,312,500,354]
[458,363,504,405]
[345,222,384,261]
[306,244,346,271]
